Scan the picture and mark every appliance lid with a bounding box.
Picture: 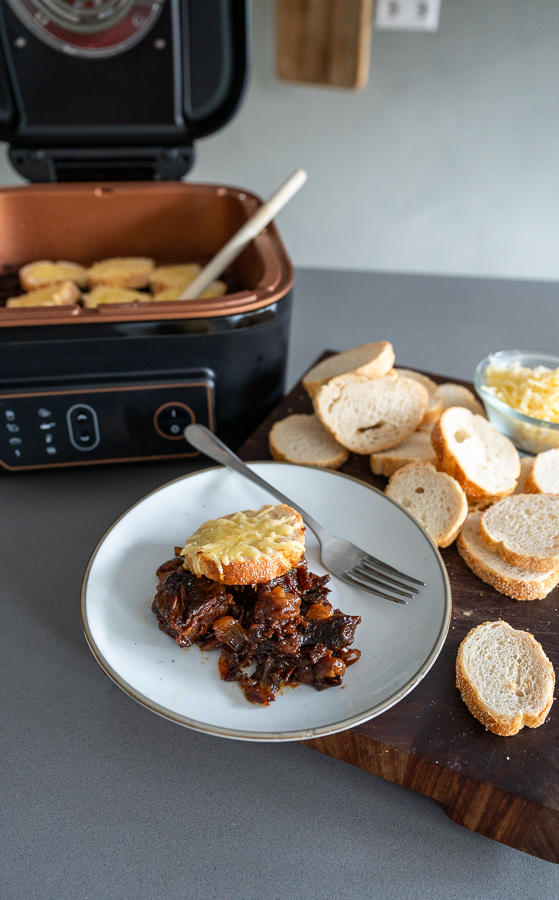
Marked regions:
[0,0,248,181]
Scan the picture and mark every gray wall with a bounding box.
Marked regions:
[2,0,559,281]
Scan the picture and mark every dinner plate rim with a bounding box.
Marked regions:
[80,462,452,742]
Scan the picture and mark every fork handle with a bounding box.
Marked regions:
[184,424,328,542]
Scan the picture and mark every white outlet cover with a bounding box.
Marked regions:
[375,0,441,32]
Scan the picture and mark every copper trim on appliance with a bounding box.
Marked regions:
[153,401,195,440]
[0,181,294,328]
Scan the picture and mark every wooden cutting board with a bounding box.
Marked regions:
[276,0,373,89]
[238,356,559,864]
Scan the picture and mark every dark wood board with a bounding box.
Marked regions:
[238,354,559,863]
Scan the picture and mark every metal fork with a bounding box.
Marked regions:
[184,424,424,604]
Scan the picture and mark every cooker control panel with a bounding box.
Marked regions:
[0,377,214,471]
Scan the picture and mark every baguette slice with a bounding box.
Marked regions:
[87,257,155,289]
[456,620,554,736]
[395,369,443,426]
[457,511,559,600]
[480,494,559,571]
[525,448,559,494]
[439,383,486,417]
[6,281,81,308]
[180,504,305,585]
[19,259,88,291]
[82,286,150,308]
[370,429,437,477]
[431,407,520,502]
[314,372,428,455]
[269,414,348,469]
[385,462,467,547]
[303,342,395,398]
[153,281,227,301]
[150,263,202,293]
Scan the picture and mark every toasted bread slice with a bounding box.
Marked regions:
[82,286,150,308]
[87,257,155,289]
[314,372,428,455]
[457,511,559,600]
[385,462,467,547]
[525,448,559,494]
[6,281,81,308]
[180,504,305,585]
[431,407,520,502]
[395,369,443,426]
[456,620,554,735]
[19,260,88,291]
[153,281,227,301]
[303,342,395,399]
[514,456,534,494]
[370,429,437,477]
[439,383,486,417]
[150,263,202,293]
[479,494,559,571]
[269,414,349,469]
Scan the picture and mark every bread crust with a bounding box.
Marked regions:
[181,505,305,585]
[456,621,555,735]
[303,342,395,398]
[394,369,443,427]
[479,495,559,571]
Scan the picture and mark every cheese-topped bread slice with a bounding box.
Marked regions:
[303,342,395,399]
[431,407,520,502]
[19,260,88,291]
[87,257,155,289]
[180,504,305,585]
[149,263,202,293]
[153,281,227,301]
[456,620,555,736]
[82,286,150,308]
[6,281,81,308]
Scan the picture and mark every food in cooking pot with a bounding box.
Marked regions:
[82,286,151,308]
[87,257,155,289]
[151,504,361,706]
[153,281,227,301]
[6,281,81,308]
[484,361,559,423]
[19,260,89,291]
[149,263,202,293]
[456,620,554,735]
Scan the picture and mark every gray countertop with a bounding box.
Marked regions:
[3,268,559,900]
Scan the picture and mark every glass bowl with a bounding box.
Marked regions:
[474,350,559,455]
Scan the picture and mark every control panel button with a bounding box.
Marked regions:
[153,402,194,440]
[67,404,100,452]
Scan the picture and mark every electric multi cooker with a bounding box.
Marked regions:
[0,0,294,471]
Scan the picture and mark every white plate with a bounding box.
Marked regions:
[81,463,451,742]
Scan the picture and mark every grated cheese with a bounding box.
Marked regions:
[484,362,559,423]
[180,505,305,576]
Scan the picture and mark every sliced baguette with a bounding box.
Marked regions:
[150,263,202,293]
[314,372,428,455]
[19,259,88,291]
[479,494,559,571]
[439,383,486,417]
[6,281,81,308]
[303,342,395,399]
[456,620,555,736]
[153,281,227,301]
[457,511,559,600]
[395,369,443,426]
[370,429,437,477]
[525,448,559,494]
[82,286,150,308]
[87,257,155,289]
[385,462,467,547]
[180,504,305,585]
[431,407,520,502]
[269,414,349,468]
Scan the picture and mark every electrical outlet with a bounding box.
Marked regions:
[374,0,441,32]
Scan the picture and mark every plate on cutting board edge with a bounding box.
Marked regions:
[81,463,451,741]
